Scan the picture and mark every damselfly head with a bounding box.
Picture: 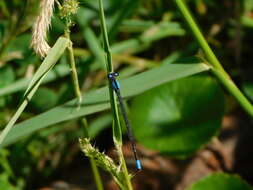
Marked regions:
[108,72,119,79]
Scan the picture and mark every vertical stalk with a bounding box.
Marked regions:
[89,158,104,190]
[174,0,253,117]
[98,0,122,144]
[65,32,82,105]
[98,0,133,189]
[174,0,225,72]
[65,32,104,190]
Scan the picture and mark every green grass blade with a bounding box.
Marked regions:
[119,20,155,33]
[0,37,70,146]
[0,64,70,97]
[23,38,70,96]
[1,60,209,147]
[111,22,185,54]
[0,21,185,97]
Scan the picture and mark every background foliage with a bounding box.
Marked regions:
[0,0,253,189]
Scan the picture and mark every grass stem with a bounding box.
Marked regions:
[65,32,82,106]
[65,31,104,190]
[175,0,253,118]
[98,0,133,189]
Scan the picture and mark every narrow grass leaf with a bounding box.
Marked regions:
[0,21,185,97]
[1,60,210,147]
[111,22,185,54]
[0,37,70,146]
[0,64,70,97]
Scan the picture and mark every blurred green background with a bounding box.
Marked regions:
[0,0,253,189]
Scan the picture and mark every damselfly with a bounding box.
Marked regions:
[108,72,142,171]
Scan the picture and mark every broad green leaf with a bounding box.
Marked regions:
[131,74,224,158]
[0,37,70,146]
[1,61,210,147]
[186,173,253,190]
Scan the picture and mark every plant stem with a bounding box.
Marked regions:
[174,0,225,72]
[65,32,82,105]
[212,69,253,117]
[65,32,104,190]
[89,158,104,190]
[98,0,133,189]
[175,0,253,118]
[98,0,122,144]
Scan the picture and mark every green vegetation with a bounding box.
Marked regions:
[0,0,253,189]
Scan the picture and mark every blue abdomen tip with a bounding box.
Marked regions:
[136,160,142,170]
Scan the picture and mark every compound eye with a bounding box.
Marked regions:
[108,74,113,78]
[111,72,119,77]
